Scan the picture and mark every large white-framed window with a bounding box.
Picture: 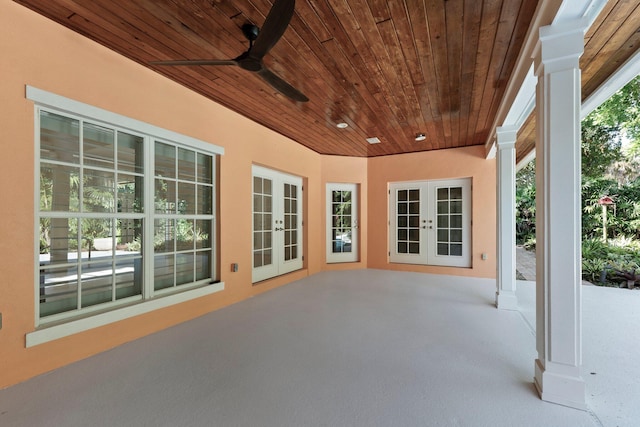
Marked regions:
[30,87,223,337]
[252,165,303,283]
[389,178,471,267]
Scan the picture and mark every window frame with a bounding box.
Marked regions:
[28,86,224,346]
[326,183,359,263]
[251,165,304,283]
[389,178,472,267]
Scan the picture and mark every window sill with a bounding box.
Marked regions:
[26,282,224,347]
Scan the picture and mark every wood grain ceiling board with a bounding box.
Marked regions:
[12,0,571,157]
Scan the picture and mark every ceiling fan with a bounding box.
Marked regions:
[151,0,308,103]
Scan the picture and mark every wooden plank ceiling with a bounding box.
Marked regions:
[13,0,634,159]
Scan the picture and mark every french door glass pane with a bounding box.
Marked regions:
[253,177,274,268]
[331,190,353,254]
[436,186,463,257]
[396,188,420,254]
[284,184,298,261]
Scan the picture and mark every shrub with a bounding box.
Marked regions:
[581,237,640,286]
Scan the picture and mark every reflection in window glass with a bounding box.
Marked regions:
[396,188,420,254]
[38,107,217,320]
[436,186,463,257]
[83,123,114,169]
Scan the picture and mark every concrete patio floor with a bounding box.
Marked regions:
[1,269,638,426]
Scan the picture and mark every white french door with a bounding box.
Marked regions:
[326,183,358,263]
[389,178,471,267]
[252,165,303,283]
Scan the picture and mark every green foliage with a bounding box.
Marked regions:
[515,161,536,244]
[589,75,640,156]
[582,177,640,240]
[581,237,640,286]
[516,77,640,269]
[523,237,536,251]
[581,117,623,179]
[582,257,607,283]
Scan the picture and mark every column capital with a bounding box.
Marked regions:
[533,21,586,76]
[496,126,518,149]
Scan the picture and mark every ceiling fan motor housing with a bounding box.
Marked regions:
[242,24,260,41]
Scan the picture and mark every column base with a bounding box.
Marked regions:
[534,359,586,410]
[495,291,518,311]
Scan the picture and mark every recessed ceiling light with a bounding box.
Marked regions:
[366,137,381,144]
[415,133,426,142]
[336,122,349,129]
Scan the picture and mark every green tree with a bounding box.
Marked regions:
[581,117,623,179]
[515,160,536,244]
[589,75,640,156]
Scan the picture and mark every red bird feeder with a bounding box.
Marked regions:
[598,196,615,205]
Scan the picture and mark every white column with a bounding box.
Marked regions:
[533,22,586,410]
[495,126,518,310]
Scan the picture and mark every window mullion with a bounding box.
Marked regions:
[211,158,217,280]
[143,137,155,299]
[77,119,84,311]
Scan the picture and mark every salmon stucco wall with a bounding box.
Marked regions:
[0,1,496,389]
[0,2,326,389]
[367,147,497,278]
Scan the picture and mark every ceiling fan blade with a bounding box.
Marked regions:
[257,68,308,102]
[151,59,237,66]
[250,0,295,60]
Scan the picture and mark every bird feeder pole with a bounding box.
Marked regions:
[598,196,615,241]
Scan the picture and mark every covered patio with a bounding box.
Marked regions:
[1,269,638,426]
[2,0,640,416]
